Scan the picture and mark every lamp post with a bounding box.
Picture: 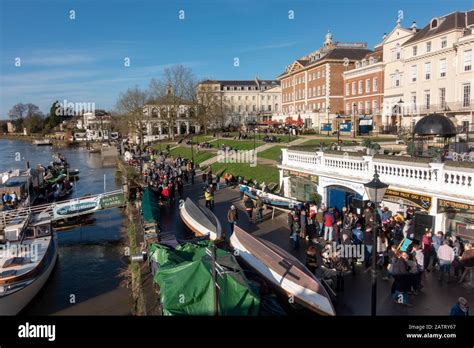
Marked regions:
[352,103,357,138]
[327,106,331,136]
[336,113,343,145]
[364,169,389,316]
[397,98,404,136]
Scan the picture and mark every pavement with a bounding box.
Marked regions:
[167,174,474,316]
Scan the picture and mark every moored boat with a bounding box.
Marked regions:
[241,185,302,211]
[179,198,222,241]
[0,214,58,315]
[33,139,52,146]
[230,226,335,316]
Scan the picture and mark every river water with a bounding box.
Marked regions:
[0,139,131,315]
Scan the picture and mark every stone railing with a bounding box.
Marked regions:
[281,148,474,198]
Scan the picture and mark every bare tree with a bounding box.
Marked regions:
[149,64,197,140]
[195,82,229,133]
[8,103,27,120]
[116,86,148,152]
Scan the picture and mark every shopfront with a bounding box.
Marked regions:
[382,188,433,237]
[283,169,319,202]
[437,199,474,241]
[319,177,365,212]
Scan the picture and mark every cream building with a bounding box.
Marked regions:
[197,78,280,126]
[400,9,474,133]
[381,18,417,130]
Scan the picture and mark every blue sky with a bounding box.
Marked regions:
[0,0,472,117]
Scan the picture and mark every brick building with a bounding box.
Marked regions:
[277,31,372,131]
[343,46,385,136]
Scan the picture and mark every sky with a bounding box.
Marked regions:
[0,0,472,117]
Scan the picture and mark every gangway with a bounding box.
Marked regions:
[0,190,125,231]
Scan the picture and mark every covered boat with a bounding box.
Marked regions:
[179,198,222,241]
[241,185,302,211]
[149,241,260,316]
[141,187,160,246]
[0,214,58,315]
[230,226,335,316]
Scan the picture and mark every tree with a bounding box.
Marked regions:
[116,86,148,151]
[195,82,230,133]
[43,101,62,131]
[8,103,27,131]
[149,64,197,140]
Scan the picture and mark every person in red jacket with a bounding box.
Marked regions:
[422,229,434,272]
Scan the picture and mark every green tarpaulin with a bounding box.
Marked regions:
[149,241,260,316]
[141,187,160,224]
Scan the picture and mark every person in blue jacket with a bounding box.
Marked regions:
[450,297,469,316]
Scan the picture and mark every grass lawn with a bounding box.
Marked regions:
[169,146,215,164]
[213,138,264,151]
[192,135,215,143]
[210,162,280,185]
[257,145,286,161]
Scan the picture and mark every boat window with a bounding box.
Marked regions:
[23,227,35,240]
[36,224,51,237]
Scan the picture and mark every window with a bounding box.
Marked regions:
[238,96,241,101]
[373,100,378,113]
[411,92,417,113]
[439,88,446,109]
[252,105,256,112]
[424,62,431,80]
[322,85,326,95]
[426,42,431,53]
[424,90,430,109]
[365,101,370,114]
[245,96,248,100]
[413,46,417,56]
[393,73,400,87]
[439,59,446,78]
[441,37,447,49]
[322,70,326,78]
[317,86,321,96]
[396,45,401,60]
[366,79,370,93]
[463,84,471,107]
[352,82,356,95]
[411,65,417,82]
[317,71,321,79]
[358,102,363,113]
[231,96,234,101]
[464,50,472,71]
[358,80,363,94]
[346,83,350,96]
[373,78,378,92]
[346,103,350,114]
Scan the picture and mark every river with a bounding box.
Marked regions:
[0,139,132,315]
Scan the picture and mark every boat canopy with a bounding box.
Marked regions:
[141,187,160,225]
[149,241,260,316]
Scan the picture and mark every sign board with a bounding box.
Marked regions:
[437,199,474,215]
[321,123,332,131]
[383,188,432,211]
[456,223,474,241]
[398,238,413,252]
[53,196,101,219]
[339,122,352,132]
[100,192,125,209]
[283,170,318,184]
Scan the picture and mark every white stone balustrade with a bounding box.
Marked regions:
[280,148,474,199]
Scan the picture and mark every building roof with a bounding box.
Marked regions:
[199,79,280,86]
[403,10,474,46]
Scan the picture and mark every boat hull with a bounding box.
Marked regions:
[230,227,335,316]
[0,238,58,315]
[179,198,221,241]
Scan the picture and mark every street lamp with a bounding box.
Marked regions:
[397,98,404,135]
[364,169,389,316]
[352,103,357,138]
[335,113,343,146]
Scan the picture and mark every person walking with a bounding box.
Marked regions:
[255,196,264,222]
[300,209,308,240]
[243,195,254,220]
[437,240,455,282]
[204,189,213,210]
[227,205,238,236]
[422,229,434,272]
[323,208,334,241]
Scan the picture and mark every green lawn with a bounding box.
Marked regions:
[192,135,215,144]
[210,162,279,185]
[299,139,359,147]
[257,145,286,162]
[213,138,264,151]
[169,146,215,164]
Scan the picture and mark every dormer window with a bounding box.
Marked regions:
[355,62,360,68]
[369,57,375,64]
[431,18,438,29]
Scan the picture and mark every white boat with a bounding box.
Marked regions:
[33,139,52,146]
[179,198,222,241]
[230,226,335,316]
[241,185,302,211]
[0,214,58,315]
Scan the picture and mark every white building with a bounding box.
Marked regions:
[80,110,112,141]
[197,78,281,126]
[400,9,474,132]
[279,147,474,238]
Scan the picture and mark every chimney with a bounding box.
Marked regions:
[411,21,417,32]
